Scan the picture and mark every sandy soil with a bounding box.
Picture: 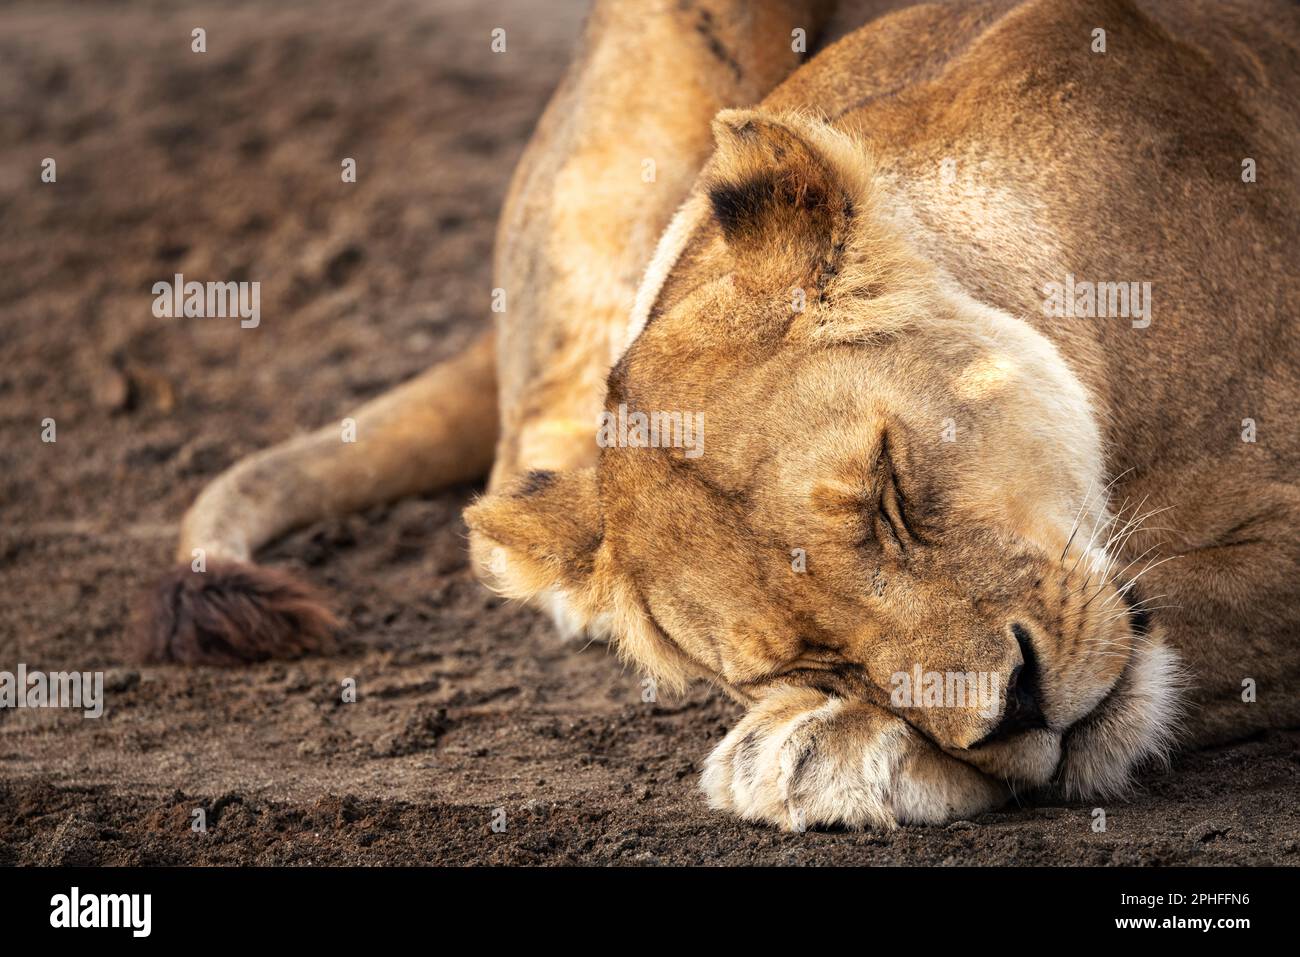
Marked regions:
[1,0,1297,866]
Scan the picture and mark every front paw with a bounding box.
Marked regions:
[701,686,1008,831]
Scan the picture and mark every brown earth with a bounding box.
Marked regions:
[0,0,1296,866]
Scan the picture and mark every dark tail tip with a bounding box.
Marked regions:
[134,561,341,665]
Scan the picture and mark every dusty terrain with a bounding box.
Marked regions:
[0,0,1296,866]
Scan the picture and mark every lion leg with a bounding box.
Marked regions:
[702,685,1009,831]
[137,331,497,665]
[489,0,834,489]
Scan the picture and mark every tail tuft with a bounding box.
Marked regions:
[135,561,341,665]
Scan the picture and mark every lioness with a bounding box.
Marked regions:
[142,0,1300,830]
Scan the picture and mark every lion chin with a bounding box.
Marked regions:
[1056,641,1187,802]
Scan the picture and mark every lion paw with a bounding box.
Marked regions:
[701,686,1008,831]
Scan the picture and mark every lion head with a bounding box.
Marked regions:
[467,110,1182,816]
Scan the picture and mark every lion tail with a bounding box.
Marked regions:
[136,331,498,665]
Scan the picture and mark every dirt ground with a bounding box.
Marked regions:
[0,0,1296,866]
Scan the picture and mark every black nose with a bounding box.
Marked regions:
[982,624,1048,743]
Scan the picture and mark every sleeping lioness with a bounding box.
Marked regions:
[143,0,1300,830]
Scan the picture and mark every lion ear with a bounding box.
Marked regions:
[705,109,856,283]
[464,468,604,603]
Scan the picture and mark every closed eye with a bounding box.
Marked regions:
[837,428,931,554]
[874,432,919,553]
[876,489,905,550]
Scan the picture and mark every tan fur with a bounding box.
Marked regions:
[467,0,1300,828]
[158,0,1299,829]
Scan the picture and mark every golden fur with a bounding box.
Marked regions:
[151,0,1300,830]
